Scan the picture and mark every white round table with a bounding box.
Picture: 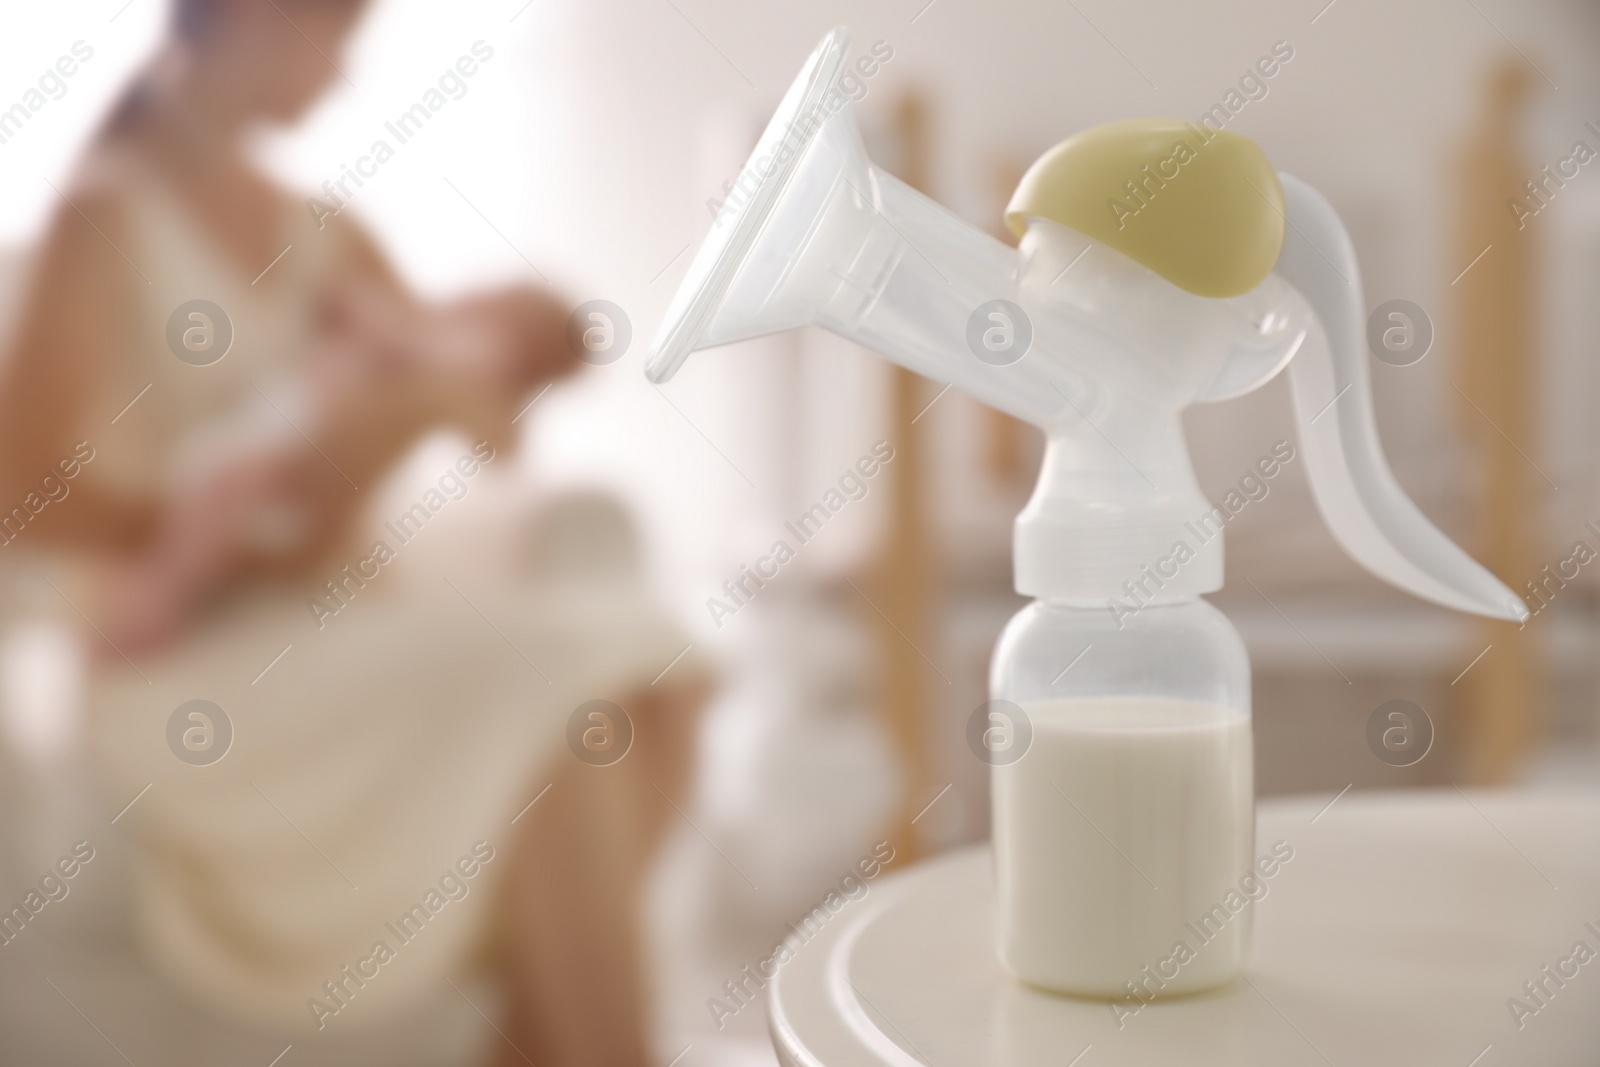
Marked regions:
[768,790,1600,1066]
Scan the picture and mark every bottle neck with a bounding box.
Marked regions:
[1014,400,1224,602]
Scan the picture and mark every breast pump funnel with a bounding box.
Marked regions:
[651,24,1528,999]
[648,30,1059,427]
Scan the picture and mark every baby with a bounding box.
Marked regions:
[101,280,572,654]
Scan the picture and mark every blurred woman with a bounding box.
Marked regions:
[0,2,700,1064]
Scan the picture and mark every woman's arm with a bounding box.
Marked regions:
[0,186,159,553]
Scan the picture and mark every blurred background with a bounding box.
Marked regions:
[0,0,1597,1064]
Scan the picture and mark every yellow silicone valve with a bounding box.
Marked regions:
[1006,119,1284,299]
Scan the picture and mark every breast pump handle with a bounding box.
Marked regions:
[1275,175,1527,622]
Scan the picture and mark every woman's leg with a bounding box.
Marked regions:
[494,675,707,1067]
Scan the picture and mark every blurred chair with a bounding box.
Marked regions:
[867,90,939,862]
[1453,56,1544,784]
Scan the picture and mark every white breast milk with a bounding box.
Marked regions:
[993,698,1253,996]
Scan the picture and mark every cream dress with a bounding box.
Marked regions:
[53,151,689,1036]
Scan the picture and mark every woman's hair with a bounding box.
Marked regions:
[97,1,244,139]
[98,0,363,140]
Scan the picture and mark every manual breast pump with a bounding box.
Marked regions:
[646,27,1526,997]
